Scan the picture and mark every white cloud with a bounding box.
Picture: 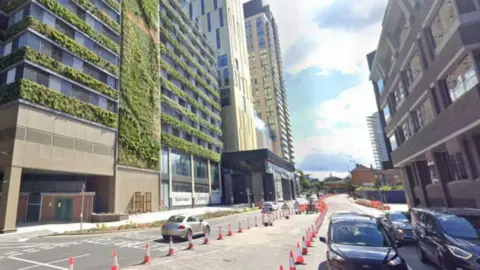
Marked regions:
[316,69,330,76]
[294,63,378,170]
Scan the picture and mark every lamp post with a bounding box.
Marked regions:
[80,183,85,231]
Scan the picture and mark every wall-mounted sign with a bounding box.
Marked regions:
[171,192,192,206]
[195,193,210,205]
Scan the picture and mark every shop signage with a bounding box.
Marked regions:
[171,192,192,206]
[195,193,210,205]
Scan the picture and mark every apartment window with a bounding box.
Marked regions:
[394,81,406,108]
[429,0,455,49]
[383,105,391,121]
[401,119,412,141]
[207,13,211,32]
[242,96,246,111]
[221,89,230,106]
[377,79,384,94]
[189,3,193,19]
[446,55,478,102]
[389,135,397,151]
[456,0,477,14]
[393,16,408,48]
[216,28,221,49]
[449,152,468,180]
[214,0,218,9]
[218,54,228,67]
[405,51,422,86]
[201,0,205,15]
[6,68,16,84]
[223,68,230,86]
[219,7,224,27]
[412,98,434,131]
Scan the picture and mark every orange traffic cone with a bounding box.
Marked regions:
[227,224,233,236]
[247,217,251,230]
[289,250,296,270]
[143,242,151,264]
[68,256,73,270]
[311,224,316,237]
[255,216,258,227]
[167,236,175,256]
[279,265,284,270]
[306,229,312,247]
[302,236,308,255]
[237,221,243,233]
[295,242,304,264]
[111,251,119,270]
[203,232,209,245]
[187,234,194,250]
[217,226,224,240]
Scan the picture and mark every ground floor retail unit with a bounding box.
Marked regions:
[221,149,296,205]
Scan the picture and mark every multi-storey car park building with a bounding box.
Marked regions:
[0,0,221,233]
[243,0,294,163]
[370,0,480,208]
[185,0,257,152]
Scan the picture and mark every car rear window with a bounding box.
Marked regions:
[167,215,185,222]
[332,222,392,247]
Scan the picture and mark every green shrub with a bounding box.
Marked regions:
[104,0,120,11]
[161,132,220,162]
[37,0,120,53]
[2,47,117,99]
[118,0,161,170]
[0,80,117,128]
[0,0,27,12]
[161,113,222,146]
[72,0,120,32]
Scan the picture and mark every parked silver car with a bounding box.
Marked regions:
[161,215,211,241]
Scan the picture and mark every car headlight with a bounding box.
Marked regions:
[396,228,404,234]
[387,256,402,266]
[328,251,345,261]
[447,245,472,260]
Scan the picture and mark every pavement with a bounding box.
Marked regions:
[0,196,436,269]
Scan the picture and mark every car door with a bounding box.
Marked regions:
[422,214,439,261]
[382,213,393,233]
[186,216,200,234]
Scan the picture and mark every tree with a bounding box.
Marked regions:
[297,170,311,192]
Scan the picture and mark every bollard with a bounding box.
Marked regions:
[227,224,233,236]
[187,234,194,250]
[68,256,73,270]
[237,220,243,233]
[143,242,151,264]
[289,250,297,270]
[247,217,251,230]
[255,216,258,227]
[203,232,209,245]
[302,236,308,255]
[111,251,119,270]
[217,226,224,240]
[167,237,175,256]
[296,242,305,264]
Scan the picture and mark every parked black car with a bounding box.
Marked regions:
[412,207,480,270]
[320,213,408,270]
[380,211,416,243]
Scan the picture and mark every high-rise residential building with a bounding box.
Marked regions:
[185,0,257,152]
[253,111,272,150]
[0,0,220,233]
[370,0,480,208]
[243,0,294,163]
[366,112,389,169]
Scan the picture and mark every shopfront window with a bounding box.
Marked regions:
[210,162,220,191]
[171,151,191,176]
[195,158,207,178]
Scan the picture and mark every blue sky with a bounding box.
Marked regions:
[262,0,388,179]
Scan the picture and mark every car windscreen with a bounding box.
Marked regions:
[332,222,392,247]
[391,213,409,222]
[167,215,185,223]
[438,215,480,239]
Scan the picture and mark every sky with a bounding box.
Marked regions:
[261,0,388,180]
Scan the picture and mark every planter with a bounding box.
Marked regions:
[91,213,129,223]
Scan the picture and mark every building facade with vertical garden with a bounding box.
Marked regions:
[0,0,221,233]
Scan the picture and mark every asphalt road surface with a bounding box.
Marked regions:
[0,196,438,269]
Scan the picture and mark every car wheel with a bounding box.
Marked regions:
[264,223,268,227]
[204,225,210,235]
[163,235,169,241]
[438,252,447,270]
[416,243,429,264]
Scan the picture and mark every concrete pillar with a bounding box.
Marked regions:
[395,0,413,24]
[385,36,398,56]
[207,160,211,204]
[458,138,475,181]
[190,155,195,208]
[218,163,222,198]
[466,135,480,179]
[168,148,172,209]
[0,166,22,233]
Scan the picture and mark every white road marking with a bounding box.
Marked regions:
[151,246,237,265]
[8,256,68,270]
[16,253,90,270]
[18,238,29,242]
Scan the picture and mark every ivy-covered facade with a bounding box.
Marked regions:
[0,0,223,232]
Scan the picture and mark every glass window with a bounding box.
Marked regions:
[218,54,228,68]
[207,13,211,32]
[98,96,107,109]
[402,119,411,141]
[389,135,397,150]
[172,152,191,177]
[219,7,224,27]
[6,68,16,84]
[446,56,478,102]
[382,106,390,121]
[201,0,205,15]
[4,42,12,56]
[214,0,218,9]
[48,75,62,92]
[406,52,422,86]
[456,0,477,14]
[220,89,230,107]
[429,0,456,48]
[216,28,221,49]
[42,12,56,28]
[438,215,480,239]
[195,159,207,178]
[189,2,192,19]
[242,96,246,111]
[377,80,384,94]
[331,222,392,247]
[223,68,229,86]
[394,81,406,107]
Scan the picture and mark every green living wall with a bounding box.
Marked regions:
[118,0,161,170]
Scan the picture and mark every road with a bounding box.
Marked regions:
[0,195,437,269]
